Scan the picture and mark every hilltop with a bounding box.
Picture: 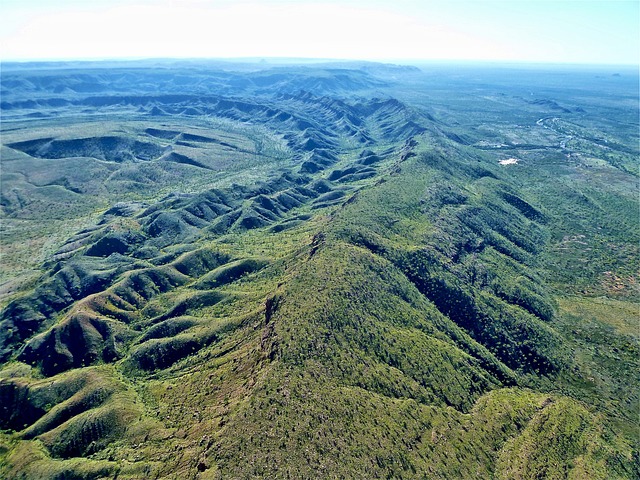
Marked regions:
[0,60,638,479]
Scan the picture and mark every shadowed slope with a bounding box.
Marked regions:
[1,61,638,479]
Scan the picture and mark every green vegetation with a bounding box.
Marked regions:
[1,60,638,478]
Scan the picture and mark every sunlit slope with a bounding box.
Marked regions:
[2,137,636,478]
[1,62,638,479]
[211,141,633,478]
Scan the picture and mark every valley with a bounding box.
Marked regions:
[0,60,638,479]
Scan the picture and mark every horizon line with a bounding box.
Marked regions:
[2,56,639,69]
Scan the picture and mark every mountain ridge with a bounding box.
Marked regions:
[0,60,637,479]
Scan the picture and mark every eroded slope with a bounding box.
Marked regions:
[1,62,638,479]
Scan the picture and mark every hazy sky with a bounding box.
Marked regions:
[1,0,638,64]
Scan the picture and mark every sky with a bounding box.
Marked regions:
[1,0,638,65]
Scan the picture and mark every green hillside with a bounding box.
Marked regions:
[0,60,638,479]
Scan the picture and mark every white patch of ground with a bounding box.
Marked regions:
[499,158,519,165]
